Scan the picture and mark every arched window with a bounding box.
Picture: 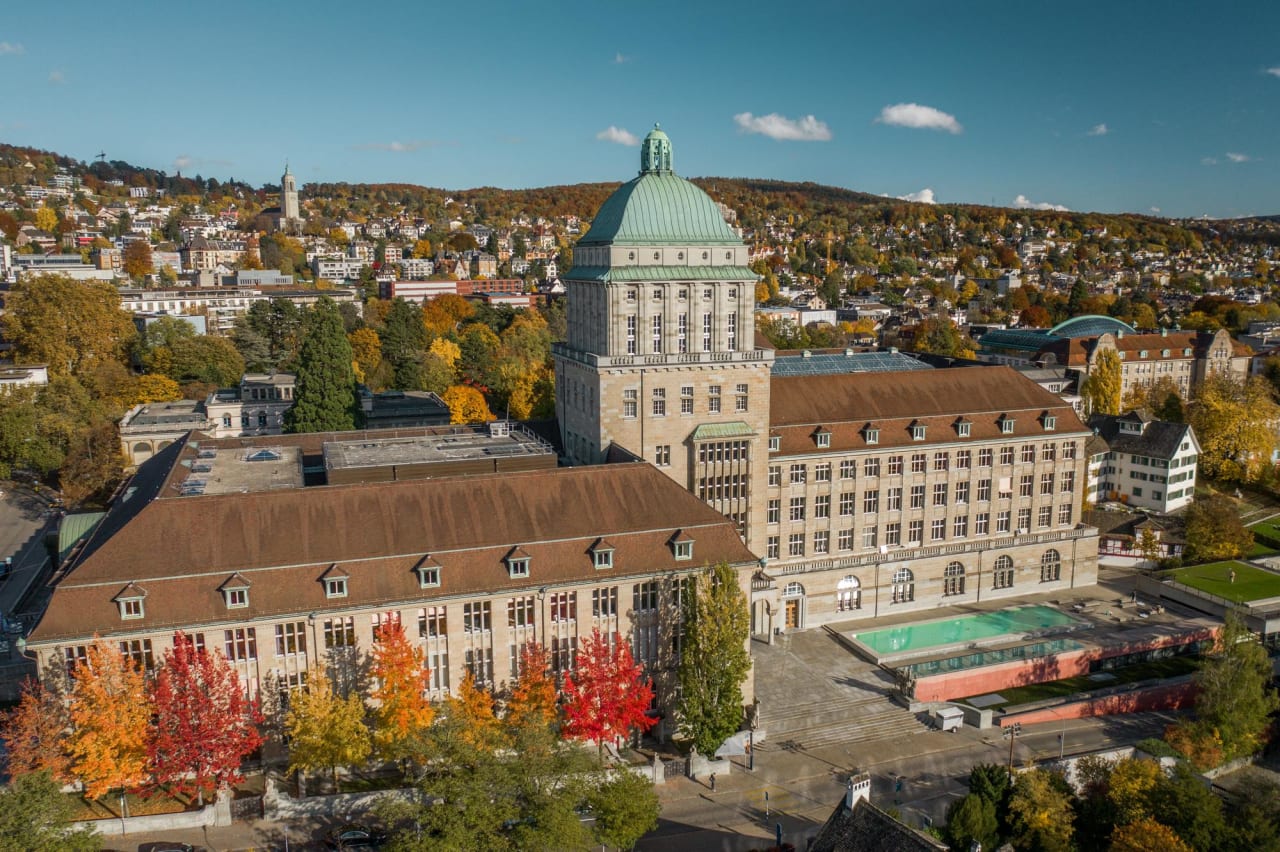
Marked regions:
[891,568,914,604]
[994,555,1014,589]
[1041,549,1061,583]
[836,575,861,612]
[783,582,805,598]
[943,562,965,596]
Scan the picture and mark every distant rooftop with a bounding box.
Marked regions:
[123,400,207,429]
[173,445,304,496]
[324,423,554,472]
[771,349,932,378]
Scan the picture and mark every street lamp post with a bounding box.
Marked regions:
[1003,723,1022,779]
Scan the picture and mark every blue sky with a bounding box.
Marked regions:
[3,0,1279,218]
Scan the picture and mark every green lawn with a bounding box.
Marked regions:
[1172,560,1280,603]
[965,655,1200,710]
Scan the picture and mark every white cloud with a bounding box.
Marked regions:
[875,103,962,134]
[613,52,629,64]
[733,112,832,141]
[1265,67,1280,77]
[1150,206,1161,214]
[898,188,937,204]
[1013,194,1068,212]
[1087,123,1109,136]
[1201,156,1219,166]
[350,140,441,152]
[173,156,193,171]
[1226,152,1250,163]
[47,69,64,84]
[171,154,234,172]
[596,125,640,146]
[0,42,24,55]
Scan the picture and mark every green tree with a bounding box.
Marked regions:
[1082,348,1122,415]
[1008,768,1075,852]
[1148,762,1225,852]
[284,297,359,433]
[1183,495,1252,561]
[1191,610,1279,761]
[381,298,427,389]
[0,770,100,852]
[1188,372,1279,482]
[284,665,371,789]
[1,274,136,379]
[678,562,751,757]
[244,298,303,369]
[946,793,999,852]
[587,770,661,852]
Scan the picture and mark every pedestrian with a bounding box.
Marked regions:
[1230,569,1236,584]
[709,772,717,792]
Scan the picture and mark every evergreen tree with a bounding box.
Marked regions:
[284,297,359,433]
[677,562,751,756]
[380,298,426,389]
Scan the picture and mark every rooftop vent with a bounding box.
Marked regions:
[245,449,282,462]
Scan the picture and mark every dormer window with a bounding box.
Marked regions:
[1183,348,1191,356]
[506,546,532,578]
[415,556,442,588]
[670,530,695,561]
[1043,414,1057,432]
[218,574,250,610]
[1139,350,1148,358]
[814,428,832,448]
[863,424,880,445]
[591,539,615,570]
[910,422,927,441]
[1118,352,1126,360]
[1162,349,1170,357]
[956,419,972,438]
[1000,416,1015,434]
[325,577,348,598]
[115,583,148,620]
[769,435,781,452]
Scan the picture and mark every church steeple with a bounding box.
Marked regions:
[639,124,673,175]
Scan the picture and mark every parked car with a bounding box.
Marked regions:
[138,843,204,852]
[323,824,388,850]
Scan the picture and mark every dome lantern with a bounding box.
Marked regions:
[640,124,672,175]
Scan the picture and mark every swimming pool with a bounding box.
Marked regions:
[852,605,1081,657]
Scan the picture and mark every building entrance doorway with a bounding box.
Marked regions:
[784,598,800,629]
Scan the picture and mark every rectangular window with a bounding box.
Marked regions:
[956,450,971,470]
[633,581,659,612]
[769,465,781,487]
[735,383,748,413]
[838,528,854,551]
[815,463,832,482]
[861,527,877,550]
[622,388,637,418]
[908,519,923,544]
[863,490,879,513]
[677,313,688,353]
[911,453,927,473]
[1038,505,1053,529]
[954,515,968,538]
[1042,443,1056,462]
[955,481,970,504]
[224,627,257,662]
[933,452,949,472]
[324,577,347,598]
[813,530,830,554]
[463,601,492,633]
[275,621,307,656]
[121,598,144,619]
[680,385,694,415]
[886,487,902,511]
[708,384,721,414]
[931,518,946,541]
[997,511,1011,533]
[654,444,671,466]
[727,313,737,351]
[933,482,948,506]
[323,616,355,648]
[864,458,881,477]
[626,315,636,354]
[910,485,925,509]
[766,535,780,559]
[979,448,993,467]
[1000,446,1014,465]
[419,605,447,638]
[1061,470,1075,492]
[1019,475,1033,498]
[592,587,618,618]
[651,314,662,353]
[840,459,856,479]
[978,479,992,502]
[1017,507,1032,532]
[790,464,807,484]
[1040,473,1054,495]
[652,387,666,416]
[464,647,493,687]
[788,533,805,557]
[1063,441,1078,460]
[120,639,155,671]
[975,513,989,535]
[789,496,806,522]
[839,492,855,516]
[508,595,536,629]
[702,313,712,351]
[1058,503,1072,526]
[885,522,901,545]
[887,455,903,475]
[814,494,831,519]
[767,499,781,524]
[1021,444,1035,464]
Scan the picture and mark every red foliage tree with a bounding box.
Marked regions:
[1,677,72,780]
[561,629,656,760]
[148,632,263,804]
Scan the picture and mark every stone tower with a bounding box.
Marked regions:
[281,163,301,228]
[553,126,772,552]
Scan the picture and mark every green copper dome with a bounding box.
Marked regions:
[580,125,740,247]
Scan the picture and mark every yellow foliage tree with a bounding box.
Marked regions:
[347,328,382,382]
[422,294,475,338]
[1188,372,1279,482]
[442,384,493,424]
[1109,817,1193,852]
[506,643,558,738]
[67,639,150,802]
[1082,348,1122,415]
[34,205,59,233]
[285,666,371,788]
[411,238,433,259]
[1107,757,1162,825]
[130,374,183,405]
[444,672,503,752]
[428,337,461,369]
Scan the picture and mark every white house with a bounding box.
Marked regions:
[1087,411,1200,513]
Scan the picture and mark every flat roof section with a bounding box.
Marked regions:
[323,424,555,471]
[175,445,304,496]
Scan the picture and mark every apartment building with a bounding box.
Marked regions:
[1087,411,1200,513]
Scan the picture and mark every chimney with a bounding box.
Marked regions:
[845,772,872,809]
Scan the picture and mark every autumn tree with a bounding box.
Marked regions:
[912,315,976,359]
[67,639,150,805]
[368,614,434,761]
[678,562,751,757]
[122,240,153,280]
[562,629,657,761]
[34,204,59,233]
[58,418,125,505]
[284,665,371,788]
[148,632,263,805]
[1007,768,1075,852]
[284,297,359,433]
[1183,494,1252,561]
[421,293,475,338]
[129,374,183,405]
[1107,756,1162,826]
[1110,817,1193,852]
[2,678,72,780]
[0,770,101,852]
[1188,371,1279,482]
[1082,348,1122,415]
[442,384,493,424]
[444,672,504,753]
[1,274,136,379]
[1190,610,1279,761]
[506,643,558,740]
[348,327,382,385]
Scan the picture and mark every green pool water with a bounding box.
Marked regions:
[853,605,1080,656]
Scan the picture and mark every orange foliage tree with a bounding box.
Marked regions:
[2,677,72,780]
[506,642,558,739]
[442,384,493,424]
[422,293,475,338]
[1110,817,1193,852]
[562,629,656,760]
[444,672,503,752]
[67,639,150,803]
[369,613,434,760]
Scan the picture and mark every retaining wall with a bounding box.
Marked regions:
[997,679,1196,727]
